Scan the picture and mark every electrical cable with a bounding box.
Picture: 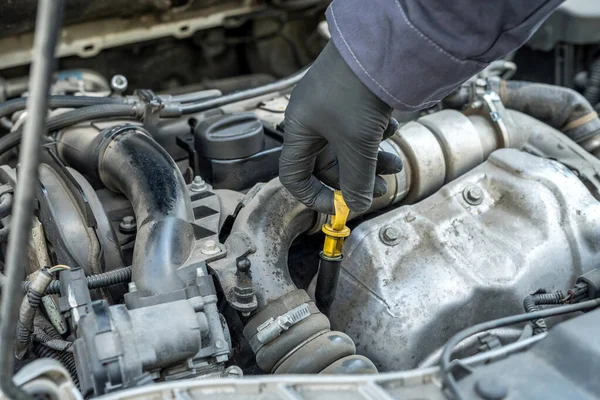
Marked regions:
[0,0,64,398]
[180,65,309,114]
[440,299,600,400]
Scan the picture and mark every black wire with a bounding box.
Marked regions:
[0,0,64,398]
[180,65,309,114]
[440,299,600,400]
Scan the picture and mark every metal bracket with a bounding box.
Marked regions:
[136,89,164,137]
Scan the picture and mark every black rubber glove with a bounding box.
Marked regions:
[279,42,403,214]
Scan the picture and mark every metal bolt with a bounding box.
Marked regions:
[463,185,484,205]
[379,226,401,246]
[110,74,128,93]
[475,376,508,400]
[215,339,225,349]
[224,366,243,378]
[200,239,220,255]
[190,175,208,193]
[119,215,137,234]
[128,282,137,292]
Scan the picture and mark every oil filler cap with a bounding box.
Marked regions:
[195,112,264,160]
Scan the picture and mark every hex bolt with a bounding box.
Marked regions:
[110,74,128,94]
[190,175,208,193]
[200,239,220,255]
[215,339,225,349]
[475,376,508,400]
[119,215,137,234]
[463,185,484,205]
[379,226,401,246]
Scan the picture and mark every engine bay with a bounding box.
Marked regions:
[2,1,600,399]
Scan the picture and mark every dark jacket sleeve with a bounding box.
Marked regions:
[326,0,564,111]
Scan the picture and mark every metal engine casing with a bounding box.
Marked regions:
[329,148,600,371]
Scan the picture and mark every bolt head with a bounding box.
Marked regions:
[379,226,401,246]
[190,175,208,193]
[200,239,220,255]
[110,74,128,92]
[215,339,225,349]
[224,366,243,378]
[128,282,137,292]
[463,185,484,205]
[119,215,137,234]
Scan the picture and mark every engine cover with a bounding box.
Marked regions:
[330,149,600,370]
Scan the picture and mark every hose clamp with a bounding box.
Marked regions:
[249,303,316,353]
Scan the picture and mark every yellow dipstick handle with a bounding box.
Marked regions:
[322,190,351,258]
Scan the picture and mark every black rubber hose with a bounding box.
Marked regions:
[315,255,341,316]
[16,266,132,295]
[493,79,600,143]
[441,299,600,400]
[0,95,126,120]
[180,65,309,114]
[0,103,138,156]
[584,58,600,107]
[523,291,565,335]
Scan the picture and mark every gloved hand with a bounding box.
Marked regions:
[279,42,403,214]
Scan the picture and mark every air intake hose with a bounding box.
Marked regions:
[56,125,194,296]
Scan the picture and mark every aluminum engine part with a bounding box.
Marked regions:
[330,148,600,371]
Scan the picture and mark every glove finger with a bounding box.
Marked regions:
[314,145,340,189]
[375,151,403,175]
[382,118,399,141]
[334,140,379,213]
[279,120,334,214]
[373,175,388,198]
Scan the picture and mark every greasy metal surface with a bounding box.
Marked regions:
[330,149,600,371]
[227,178,317,308]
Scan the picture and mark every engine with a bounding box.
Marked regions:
[2,2,600,399]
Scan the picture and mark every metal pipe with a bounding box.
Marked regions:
[0,0,64,398]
